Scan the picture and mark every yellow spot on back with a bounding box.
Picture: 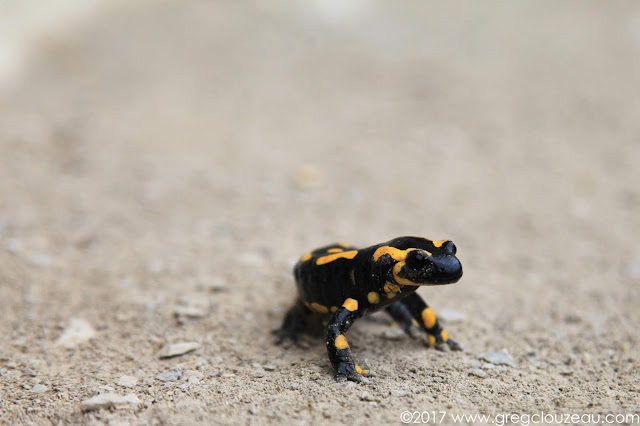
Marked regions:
[335,334,348,349]
[383,282,401,298]
[310,302,329,314]
[427,335,436,346]
[316,250,358,265]
[330,306,338,313]
[301,252,312,261]
[367,292,380,304]
[339,242,352,248]
[441,330,449,342]
[432,240,447,248]
[411,318,419,326]
[422,308,437,328]
[392,262,417,286]
[342,298,358,311]
[327,248,343,253]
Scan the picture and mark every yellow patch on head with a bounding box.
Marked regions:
[301,252,312,261]
[427,335,436,346]
[373,246,431,262]
[367,292,380,304]
[440,330,448,342]
[432,240,447,248]
[392,263,417,286]
[327,248,343,253]
[421,307,437,328]
[342,298,358,311]
[335,334,349,349]
[310,302,329,314]
[374,246,409,262]
[316,250,358,265]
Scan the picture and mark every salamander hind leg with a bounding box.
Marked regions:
[395,293,463,352]
[273,299,313,346]
[325,298,369,383]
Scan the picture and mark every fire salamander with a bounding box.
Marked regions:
[275,236,463,383]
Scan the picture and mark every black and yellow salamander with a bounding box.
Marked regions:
[275,236,463,382]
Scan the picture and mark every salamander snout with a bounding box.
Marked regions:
[430,254,463,283]
[402,249,463,285]
[442,241,457,255]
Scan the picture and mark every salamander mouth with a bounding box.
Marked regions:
[423,268,463,285]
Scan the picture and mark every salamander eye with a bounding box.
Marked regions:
[405,250,430,269]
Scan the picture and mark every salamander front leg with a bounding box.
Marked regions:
[325,298,368,383]
[394,293,463,352]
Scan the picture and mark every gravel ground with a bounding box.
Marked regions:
[1,1,639,425]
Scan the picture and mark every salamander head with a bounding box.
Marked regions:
[375,237,463,286]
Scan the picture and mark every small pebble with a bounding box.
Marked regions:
[337,381,356,389]
[359,391,377,402]
[252,369,266,378]
[148,259,166,274]
[627,258,640,278]
[249,406,257,415]
[263,365,276,371]
[563,314,582,323]
[183,370,204,383]
[382,327,406,341]
[174,306,208,319]
[480,350,515,367]
[468,368,488,378]
[157,342,200,359]
[55,318,96,348]
[283,382,299,390]
[80,393,140,412]
[156,369,181,382]
[118,375,138,388]
[4,239,22,254]
[437,309,466,323]
[23,367,37,377]
[198,277,227,292]
[238,252,266,267]
[390,389,411,397]
[27,253,53,267]
[30,384,47,394]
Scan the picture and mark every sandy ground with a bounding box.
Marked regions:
[1,1,639,425]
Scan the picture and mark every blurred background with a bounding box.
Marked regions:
[1,0,639,423]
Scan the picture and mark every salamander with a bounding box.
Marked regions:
[275,236,464,382]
